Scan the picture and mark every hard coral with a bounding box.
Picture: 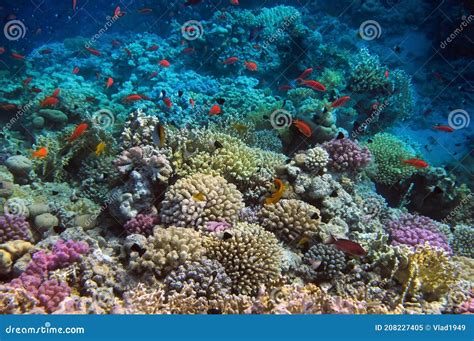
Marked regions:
[303,244,346,281]
[123,213,159,236]
[322,138,372,172]
[160,173,244,228]
[0,214,33,244]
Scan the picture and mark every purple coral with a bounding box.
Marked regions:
[205,221,231,233]
[388,214,451,253]
[0,214,32,243]
[37,279,71,313]
[123,213,159,236]
[322,138,372,172]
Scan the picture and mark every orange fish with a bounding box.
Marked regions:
[114,6,125,17]
[265,179,285,205]
[85,47,101,56]
[297,67,313,80]
[68,123,88,142]
[123,94,144,102]
[433,125,454,133]
[52,88,60,97]
[331,96,351,108]
[230,0,239,5]
[209,104,222,115]
[293,119,312,137]
[40,96,59,107]
[10,52,25,60]
[384,70,389,79]
[244,61,258,71]
[72,66,80,74]
[159,59,170,67]
[32,147,48,159]
[106,77,114,89]
[147,45,159,51]
[401,158,428,168]
[299,79,326,92]
[23,77,33,86]
[222,56,239,65]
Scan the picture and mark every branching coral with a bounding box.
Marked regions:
[322,138,372,172]
[160,173,244,228]
[0,214,33,244]
[121,109,160,149]
[206,223,282,296]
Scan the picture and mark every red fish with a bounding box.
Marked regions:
[40,96,59,107]
[111,39,121,47]
[0,103,18,112]
[297,67,313,80]
[222,56,239,65]
[278,85,293,92]
[138,8,153,13]
[189,98,195,108]
[149,71,158,79]
[209,104,222,115]
[52,88,60,97]
[72,0,77,11]
[184,0,203,5]
[23,77,33,86]
[299,79,326,92]
[106,77,113,89]
[114,6,125,17]
[182,47,195,54]
[159,59,170,67]
[85,96,97,103]
[244,61,258,71]
[230,0,239,5]
[69,123,88,142]
[10,52,25,60]
[85,47,101,56]
[326,235,367,257]
[72,66,80,74]
[0,47,5,54]
[163,97,172,108]
[124,48,132,58]
[401,158,428,168]
[293,119,312,137]
[39,48,52,55]
[123,94,144,102]
[147,45,159,51]
[32,147,48,159]
[331,96,351,108]
[384,70,389,79]
[433,125,454,133]
[31,87,42,93]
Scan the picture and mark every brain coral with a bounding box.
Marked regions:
[129,226,206,278]
[160,173,244,228]
[206,223,282,296]
[258,199,322,245]
[366,133,417,185]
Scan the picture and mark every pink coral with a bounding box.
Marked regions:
[123,213,159,236]
[322,138,372,172]
[205,221,232,233]
[37,279,71,313]
[0,214,32,243]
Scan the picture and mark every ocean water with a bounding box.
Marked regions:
[0,0,472,315]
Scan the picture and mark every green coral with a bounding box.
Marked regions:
[366,133,418,185]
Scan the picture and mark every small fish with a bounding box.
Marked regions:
[106,77,114,89]
[159,59,170,67]
[32,147,48,159]
[297,67,313,80]
[123,94,144,102]
[111,39,121,47]
[433,125,454,133]
[216,98,225,105]
[331,96,351,108]
[40,96,59,107]
[163,97,172,108]
[214,141,223,149]
[184,0,203,6]
[68,123,88,142]
[309,259,323,270]
[244,61,258,71]
[147,45,159,51]
[310,212,319,220]
[114,6,124,17]
[52,88,60,97]
[23,77,33,86]
[124,48,132,58]
[39,48,52,55]
[138,7,153,13]
[401,158,429,168]
[85,47,101,56]
[0,47,5,54]
[298,79,326,92]
[182,47,195,54]
[192,192,206,201]
[278,84,293,92]
[222,232,233,241]
[189,98,195,108]
[384,70,389,79]
[222,56,239,65]
[454,143,461,147]
[72,66,80,74]
[0,103,18,112]
[264,178,285,205]
[95,141,106,156]
[148,71,158,79]
[10,52,25,60]
[326,235,367,257]
[230,0,239,5]
[31,87,42,93]
[293,119,312,137]
[72,0,77,11]
[209,104,222,115]
[336,132,345,140]
[152,124,166,148]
